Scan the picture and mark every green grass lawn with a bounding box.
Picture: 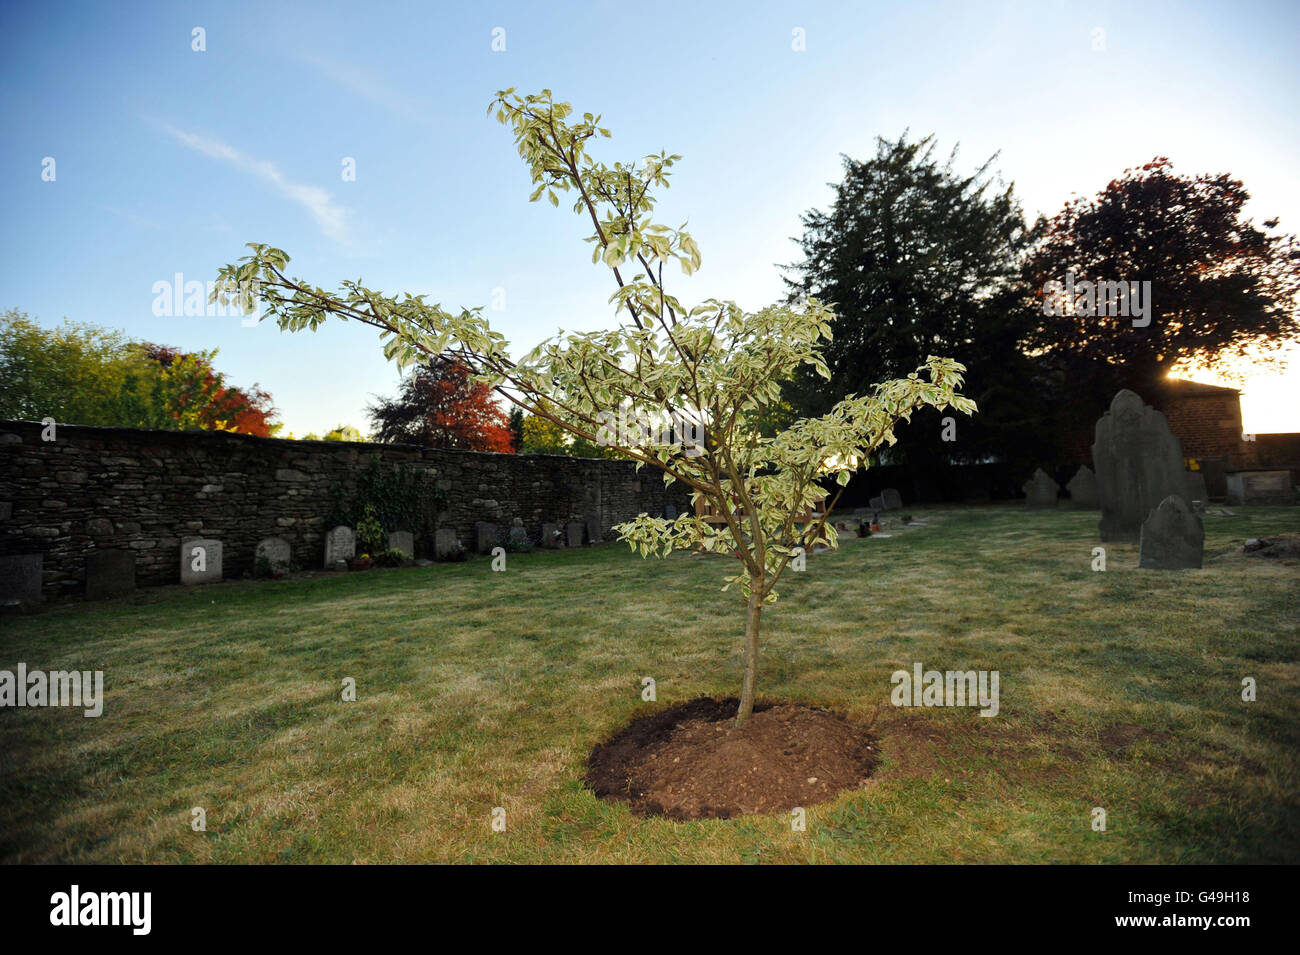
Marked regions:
[2,504,1297,864]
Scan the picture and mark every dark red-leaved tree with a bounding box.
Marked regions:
[1023,157,1300,417]
[367,357,515,452]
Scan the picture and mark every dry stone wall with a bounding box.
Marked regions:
[0,420,690,599]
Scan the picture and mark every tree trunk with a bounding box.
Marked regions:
[736,581,764,725]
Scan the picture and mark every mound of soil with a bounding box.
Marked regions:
[585,697,879,820]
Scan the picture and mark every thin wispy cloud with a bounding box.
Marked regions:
[97,204,162,230]
[156,122,350,242]
[296,52,429,123]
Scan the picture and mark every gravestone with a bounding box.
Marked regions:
[1066,465,1098,508]
[388,530,415,558]
[586,517,602,545]
[869,495,885,511]
[1138,495,1204,570]
[881,489,903,511]
[1092,389,1189,541]
[180,538,222,585]
[434,528,459,559]
[475,522,501,553]
[565,521,584,547]
[664,505,678,520]
[324,526,355,568]
[0,554,42,606]
[85,550,135,599]
[1185,471,1209,508]
[255,537,291,573]
[1022,468,1060,508]
[507,523,530,549]
[1226,470,1292,505]
[540,522,561,548]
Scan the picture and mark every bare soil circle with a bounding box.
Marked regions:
[585,697,880,820]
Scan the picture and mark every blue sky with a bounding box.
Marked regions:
[2,0,1297,434]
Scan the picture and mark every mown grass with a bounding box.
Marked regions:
[1,504,1297,863]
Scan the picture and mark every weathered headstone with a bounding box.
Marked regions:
[1226,470,1292,505]
[388,530,414,558]
[255,537,291,573]
[1092,389,1189,541]
[324,526,355,568]
[539,522,561,548]
[434,528,459,559]
[85,550,135,599]
[507,519,530,549]
[475,522,501,553]
[881,489,903,511]
[0,554,42,606]
[1066,465,1098,508]
[180,538,223,585]
[1022,468,1060,508]
[1185,471,1209,508]
[868,495,885,511]
[565,521,584,548]
[586,517,602,545]
[1138,495,1205,569]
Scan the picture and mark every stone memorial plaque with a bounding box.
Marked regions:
[324,526,355,568]
[1139,495,1205,570]
[255,537,291,573]
[1022,468,1060,508]
[85,549,135,599]
[388,531,414,558]
[1066,465,1098,508]
[435,528,460,559]
[180,538,222,585]
[1093,390,1189,541]
[0,554,42,606]
[475,522,501,553]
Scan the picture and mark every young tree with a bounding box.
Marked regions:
[216,89,975,723]
[367,357,515,452]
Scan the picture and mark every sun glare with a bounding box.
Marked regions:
[1171,341,1300,434]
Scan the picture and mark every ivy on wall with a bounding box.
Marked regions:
[326,453,449,551]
